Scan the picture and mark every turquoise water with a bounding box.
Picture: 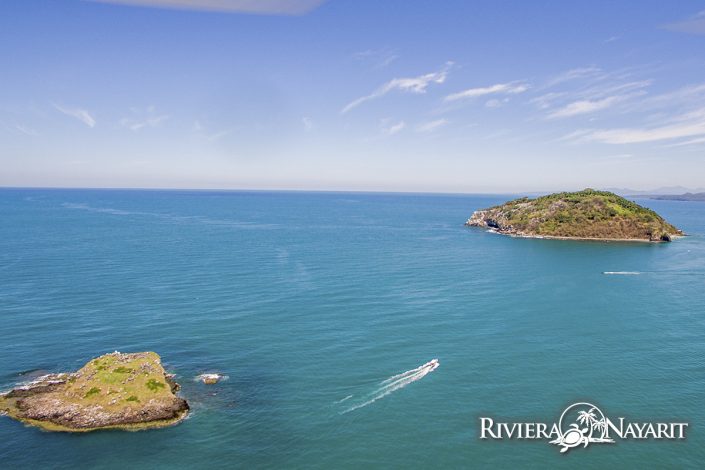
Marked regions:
[1,189,704,468]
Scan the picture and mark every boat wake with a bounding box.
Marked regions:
[339,359,439,414]
[603,271,641,275]
[335,394,353,404]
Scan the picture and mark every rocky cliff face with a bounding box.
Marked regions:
[466,189,682,242]
[0,352,189,432]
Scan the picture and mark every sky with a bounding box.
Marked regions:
[1,0,705,193]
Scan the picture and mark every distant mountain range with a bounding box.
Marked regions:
[605,186,705,196]
[647,193,705,201]
[604,187,705,202]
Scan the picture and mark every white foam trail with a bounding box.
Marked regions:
[380,365,426,385]
[341,359,439,414]
[603,271,641,275]
[378,363,436,390]
[335,394,353,404]
[343,370,428,413]
[373,370,426,394]
[62,202,133,216]
[380,359,439,385]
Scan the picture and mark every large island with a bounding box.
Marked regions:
[0,351,189,432]
[466,189,682,242]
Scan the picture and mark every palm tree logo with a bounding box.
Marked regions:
[550,403,615,453]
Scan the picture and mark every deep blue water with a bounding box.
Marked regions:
[0,189,704,468]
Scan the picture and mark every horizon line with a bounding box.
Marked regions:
[0,184,526,197]
[0,184,680,197]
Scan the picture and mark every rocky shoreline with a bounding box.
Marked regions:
[477,226,682,243]
[0,352,189,432]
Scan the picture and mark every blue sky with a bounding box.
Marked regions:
[2,0,705,192]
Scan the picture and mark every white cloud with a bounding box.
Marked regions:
[53,103,96,128]
[587,80,652,96]
[532,67,651,113]
[302,116,314,131]
[547,96,624,119]
[380,119,405,135]
[192,120,232,141]
[601,153,633,159]
[353,48,399,68]
[341,62,453,114]
[120,107,169,130]
[416,118,449,133]
[666,136,705,147]
[444,82,528,102]
[556,129,595,142]
[485,98,507,108]
[205,129,232,141]
[627,83,705,112]
[536,78,651,118]
[543,66,603,88]
[554,79,705,144]
[663,10,705,35]
[15,125,38,136]
[530,92,566,110]
[88,0,326,15]
[581,109,705,144]
[377,54,399,68]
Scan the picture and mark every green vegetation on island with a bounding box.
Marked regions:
[0,352,188,432]
[466,189,682,242]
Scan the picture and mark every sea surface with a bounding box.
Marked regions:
[0,189,704,469]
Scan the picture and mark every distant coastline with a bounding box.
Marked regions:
[633,192,705,202]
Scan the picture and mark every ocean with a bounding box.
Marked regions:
[1,189,703,468]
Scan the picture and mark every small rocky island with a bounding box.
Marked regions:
[466,189,682,242]
[0,352,188,432]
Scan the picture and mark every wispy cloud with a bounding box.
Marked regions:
[443,82,528,102]
[601,153,633,159]
[88,0,327,15]
[120,106,169,130]
[663,10,705,35]
[192,120,232,141]
[53,103,96,127]
[302,116,314,131]
[530,92,567,110]
[380,119,405,135]
[625,83,705,112]
[578,108,705,144]
[532,67,639,109]
[547,95,629,119]
[485,98,507,108]
[353,47,399,68]
[666,135,705,147]
[15,124,39,136]
[535,73,652,119]
[543,66,603,88]
[416,118,449,133]
[341,62,453,114]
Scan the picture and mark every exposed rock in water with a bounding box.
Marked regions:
[0,352,189,432]
[196,373,226,385]
[466,189,683,242]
